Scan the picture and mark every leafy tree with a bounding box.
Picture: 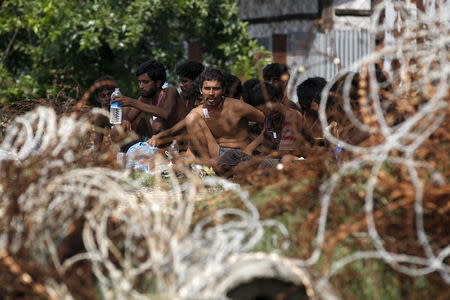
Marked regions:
[0,0,266,103]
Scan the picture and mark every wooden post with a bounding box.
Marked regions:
[272,34,287,64]
[188,41,203,62]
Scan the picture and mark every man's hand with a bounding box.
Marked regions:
[280,154,305,164]
[110,119,132,143]
[121,119,132,131]
[112,95,139,108]
[148,134,161,147]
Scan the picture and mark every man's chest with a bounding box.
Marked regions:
[202,113,241,137]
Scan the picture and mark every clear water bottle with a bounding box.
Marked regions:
[109,88,122,124]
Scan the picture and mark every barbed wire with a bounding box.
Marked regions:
[0,105,291,298]
[307,0,450,284]
[0,1,449,299]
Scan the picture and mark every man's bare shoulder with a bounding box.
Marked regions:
[164,85,178,93]
[185,107,203,122]
[284,107,303,120]
[286,107,303,117]
[285,108,304,127]
[164,86,179,98]
[189,105,203,113]
[224,97,256,111]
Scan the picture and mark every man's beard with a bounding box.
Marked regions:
[141,88,157,98]
[180,88,189,98]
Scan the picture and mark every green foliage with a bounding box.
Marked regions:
[0,0,263,103]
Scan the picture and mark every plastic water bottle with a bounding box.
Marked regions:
[109,88,122,124]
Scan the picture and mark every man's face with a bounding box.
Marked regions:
[96,88,114,106]
[201,79,223,107]
[269,73,290,93]
[179,76,193,93]
[138,73,160,98]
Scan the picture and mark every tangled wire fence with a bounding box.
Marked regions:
[0,1,449,299]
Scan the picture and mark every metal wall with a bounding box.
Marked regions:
[287,29,374,101]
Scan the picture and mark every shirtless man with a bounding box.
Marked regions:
[244,83,308,157]
[147,61,204,147]
[296,76,327,145]
[223,72,242,99]
[91,75,118,151]
[185,68,265,160]
[111,60,187,149]
[263,63,301,112]
[218,83,309,172]
[176,60,204,102]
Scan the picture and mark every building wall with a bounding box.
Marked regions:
[239,0,374,102]
[239,0,320,20]
[286,29,373,100]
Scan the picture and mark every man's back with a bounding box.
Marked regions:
[151,86,187,129]
[259,105,306,153]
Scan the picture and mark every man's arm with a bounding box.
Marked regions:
[235,101,265,124]
[148,119,187,146]
[113,96,170,120]
[109,119,132,143]
[139,87,179,120]
[243,133,263,154]
[92,113,109,151]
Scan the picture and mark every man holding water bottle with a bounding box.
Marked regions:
[110,60,187,151]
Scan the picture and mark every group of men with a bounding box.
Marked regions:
[92,59,333,171]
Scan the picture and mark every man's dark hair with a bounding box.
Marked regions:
[93,75,117,96]
[223,72,242,99]
[296,77,327,111]
[199,68,224,88]
[176,61,205,80]
[136,60,166,84]
[183,77,202,102]
[241,78,260,104]
[250,82,282,107]
[263,63,289,81]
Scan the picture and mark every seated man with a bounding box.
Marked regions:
[223,72,242,99]
[176,60,205,111]
[296,76,327,145]
[240,78,265,137]
[185,68,265,160]
[148,63,205,148]
[241,78,261,104]
[90,75,118,151]
[219,83,309,170]
[151,72,242,148]
[111,60,187,150]
[263,63,301,112]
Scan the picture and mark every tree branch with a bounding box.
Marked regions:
[2,28,19,63]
